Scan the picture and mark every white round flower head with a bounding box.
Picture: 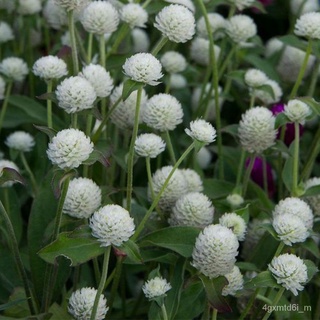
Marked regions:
[131,28,150,53]
[265,37,283,58]
[81,1,119,35]
[244,69,269,88]
[294,12,320,39]
[0,76,5,100]
[238,107,276,153]
[304,177,320,216]
[68,287,108,320]
[134,133,166,158]
[142,277,172,300]
[226,15,257,44]
[226,194,244,208]
[160,51,187,74]
[33,55,68,81]
[268,253,308,296]
[0,57,28,82]
[197,13,226,40]
[228,0,255,11]
[43,0,67,30]
[222,266,244,296]
[190,37,221,66]
[55,0,89,11]
[272,197,313,229]
[5,131,35,152]
[0,160,20,188]
[192,224,239,279]
[169,192,214,227]
[284,99,311,124]
[272,213,309,246]
[56,76,97,114]
[0,0,15,12]
[164,0,195,12]
[291,0,319,16]
[123,53,163,86]
[185,119,217,146]
[181,168,203,193]
[196,147,212,169]
[170,73,187,89]
[0,21,14,43]
[219,212,247,241]
[120,3,148,29]
[81,64,113,98]
[252,79,282,105]
[109,83,148,130]
[18,0,41,15]
[90,204,135,247]
[154,4,196,43]
[143,93,183,131]
[149,166,188,212]
[61,31,71,46]
[47,129,93,169]
[63,177,102,219]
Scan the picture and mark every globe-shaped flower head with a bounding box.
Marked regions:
[222,266,244,296]
[18,0,41,15]
[134,133,166,158]
[228,0,255,11]
[244,68,269,88]
[304,177,320,216]
[123,53,163,86]
[5,131,35,152]
[226,15,257,44]
[68,287,108,320]
[182,168,203,193]
[47,129,93,169]
[142,277,172,300]
[190,37,221,66]
[0,22,14,43]
[165,0,195,12]
[160,51,187,74]
[154,4,195,43]
[219,212,247,241]
[90,204,135,247]
[0,57,28,82]
[185,119,217,146]
[33,55,68,81]
[120,3,148,29]
[284,99,311,124]
[55,0,90,11]
[294,12,320,39]
[197,13,226,40]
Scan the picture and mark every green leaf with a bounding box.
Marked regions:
[282,153,294,193]
[278,35,307,52]
[36,92,58,104]
[118,240,143,264]
[303,184,320,197]
[82,147,111,168]
[296,97,320,116]
[304,259,318,282]
[234,204,250,223]
[221,124,239,138]
[245,271,281,290]
[251,0,267,13]
[0,167,25,186]
[51,169,77,199]
[199,275,232,313]
[34,125,57,140]
[122,79,144,101]
[139,226,201,258]
[38,230,105,266]
[226,70,246,87]
[236,262,259,272]
[48,303,73,320]
[255,83,275,100]
[275,112,290,129]
[261,223,278,240]
[124,249,178,265]
[203,178,234,199]
[0,298,28,311]
[300,238,320,259]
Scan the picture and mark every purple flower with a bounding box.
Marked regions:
[270,103,303,146]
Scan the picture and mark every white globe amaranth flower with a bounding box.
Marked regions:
[185,119,217,146]
[63,177,102,219]
[197,13,226,40]
[33,55,68,81]
[0,0,15,12]
[109,83,148,130]
[61,31,71,46]
[238,107,276,154]
[272,213,309,246]
[142,277,172,300]
[304,177,320,216]
[226,15,257,44]
[196,147,212,169]
[0,57,28,82]
[120,3,148,29]
[143,93,183,131]
[164,0,195,12]
[222,266,244,296]
[160,51,187,74]
[123,53,163,86]
[81,64,113,98]
[0,160,20,188]
[43,0,67,30]
[272,197,313,229]
[226,194,244,208]
[294,12,320,40]
[228,0,255,11]
[284,99,311,124]
[56,76,97,114]
[0,76,5,100]
[5,131,35,152]
[265,37,283,58]
[219,212,247,241]
[134,133,166,158]
[131,28,150,53]
[149,166,188,212]
[47,129,93,169]
[55,0,90,11]
[0,21,14,43]
[18,0,41,15]
[169,192,214,228]
[268,253,308,296]
[181,168,203,193]
[90,204,135,247]
[252,79,282,105]
[192,224,239,279]
[291,0,319,16]
[244,68,269,88]
[154,4,196,43]
[190,37,221,66]
[68,287,108,320]
[170,73,187,89]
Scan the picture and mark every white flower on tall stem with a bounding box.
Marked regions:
[190,37,221,66]
[284,99,311,124]
[185,119,217,146]
[181,168,203,193]
[33,55,68,81]
[43,0,67,30]
[164,0,195,12]
[131,28,150,53]
[120,3,148,29]
[170,74,187,89]
[226,15,257,44]
[0,21,14,43]
[219,212,247,241]
[196,13,226,40]
[222,266,244,296]
[142,277,172,300]
[134,133,166,158]
[294,11,320,39]
[244,68,269,88]
[160,51,187,74]
[290,0,319,16]
[55,0,89,11]
[5,131,35,153]
[0,57,28,82]
[18,0,41,15]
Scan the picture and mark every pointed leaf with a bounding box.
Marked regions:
[234,204,250,223]
[300,238,320,259]
[275,112,290,129]
[244,271,281,289]
[261,222,278,239]
[34,125,57,140]
[36,92,58,104]
[0,298,28,311]
[226,70,245,86]
[203,179,234,199]
[122,79,144,101]
[82,148,111,167]
[278,35,307,51]
[282,154,293,193]
[255,83,275,100]
[118,240,143,264]
[252,0,267,13]
[51,169,77,199]
[303,184,320,197]
[304,259,318,281]
[0,167,25,186]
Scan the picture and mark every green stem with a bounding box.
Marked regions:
[132,142,196,241]
[242,154,256,197]
[289,38,312,99]
[161,303,169,320]
[0,200,38,315]
[47,80,53,128]
[261,287,286,320]
[0,81,13,135]
[151,35,168,56]
[307,58,320,97]
[262,156,269,195]
[274,241,285,257]
[211,308,218,320]
[71,113,78,129]
[235,150,246,189]
[291,122,300,196]
[126,87,143,211]
[164,131,176,164]
[87,32,93,64]
[249,92,256,109]
[20,152,37,196]
[239,288,260,320]
[218,45,237,80]
[68,10,79,75]
[99,34,106,68]
[90,247,111,320]
[164,75,171,94]
[106,24,129,59]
